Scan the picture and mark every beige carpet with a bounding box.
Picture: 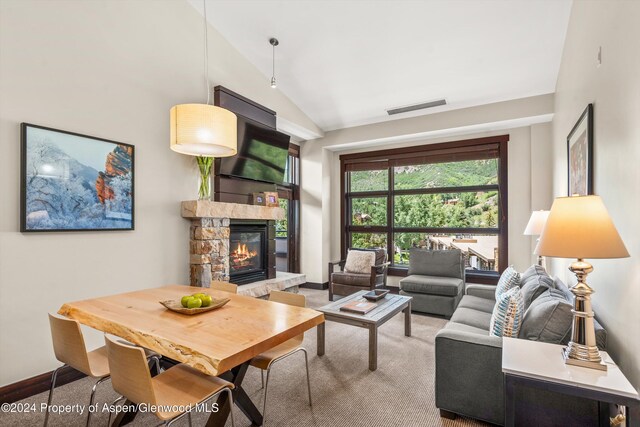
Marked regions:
[0,288,490,427]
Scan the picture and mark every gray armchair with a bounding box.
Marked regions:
[328,248,389,301]
[399,249,465,317]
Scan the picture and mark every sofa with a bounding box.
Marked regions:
[435,265,607,426]
[399,249,464,318]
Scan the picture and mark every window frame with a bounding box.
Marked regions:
[340,135,509,284]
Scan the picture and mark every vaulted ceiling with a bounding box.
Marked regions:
[191,0,572,132]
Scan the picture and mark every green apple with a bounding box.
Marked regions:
[192,293,206,300]
[181,295,193,308]
[200,294,213,307]
[187,297,202,309]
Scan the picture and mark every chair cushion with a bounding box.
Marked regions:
[407,249,464,279]
[519,289,573,344]
[399,275,463,296]
[331,271,371,287]
[450,307,493,330]
[350,247,388,274]
[495,266,520,299]
[489,286,524,338]
[344,250,375,274]
[519,265,555,310]
[442,320,491,335]
[458,295,496,314]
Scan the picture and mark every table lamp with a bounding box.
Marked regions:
[524,210,550,266]
[536,195,629,371]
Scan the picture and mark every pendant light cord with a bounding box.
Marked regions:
[203,0,210,105]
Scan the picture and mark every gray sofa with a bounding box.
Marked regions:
[435,265,607,426]
[399,249,464,318]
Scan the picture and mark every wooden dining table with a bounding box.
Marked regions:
[58,284,324,426]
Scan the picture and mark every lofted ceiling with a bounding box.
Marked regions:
[191,0,572,133]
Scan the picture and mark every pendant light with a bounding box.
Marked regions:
[170,0,237,157]
[270,38,279,88]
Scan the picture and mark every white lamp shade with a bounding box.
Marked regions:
[536,195,629,259]
[524,210,550,235]
[170,104,237,157]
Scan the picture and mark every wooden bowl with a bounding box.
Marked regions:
[159,298,230,315]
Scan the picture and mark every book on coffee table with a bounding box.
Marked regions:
[340,299,377,315]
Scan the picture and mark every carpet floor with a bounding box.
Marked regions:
[0,288,490,427]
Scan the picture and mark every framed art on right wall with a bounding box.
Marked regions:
[567,104,594,196]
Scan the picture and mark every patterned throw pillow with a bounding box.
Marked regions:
[495,266,521,299]
[489,286,525,338]
[344,250,376,274]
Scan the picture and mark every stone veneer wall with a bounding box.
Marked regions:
[189,218,230,286]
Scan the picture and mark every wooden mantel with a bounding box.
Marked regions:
[181,200,285,220]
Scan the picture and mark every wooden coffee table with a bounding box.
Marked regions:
[316,290,412,371]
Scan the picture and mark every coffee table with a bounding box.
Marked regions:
[316,290,412,371]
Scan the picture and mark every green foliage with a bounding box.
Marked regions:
[349,170,388,192]
[275,198,288,238]
[393,159,498,189]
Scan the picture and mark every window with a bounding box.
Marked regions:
[341,136,508,283]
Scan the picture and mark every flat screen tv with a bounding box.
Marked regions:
[217,117,290,184]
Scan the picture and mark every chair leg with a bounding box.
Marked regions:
[224,387,235,427]
[86,376,109,427]
[262,367,272,427]
[106,396,126,427]
[43,365,65,427]
[187,410,193,427]
[260,369,264,389]
[301,348,312,407]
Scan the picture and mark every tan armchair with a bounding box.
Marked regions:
[328,248,390,300]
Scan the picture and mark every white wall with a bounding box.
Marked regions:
[550,0,640,400]
[0,0,319,386]
[300,95,555,284]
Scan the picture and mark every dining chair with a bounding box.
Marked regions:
[210,281,238,293]
[104,334,235,427]
[45,314,160,427]
[250,290,312,425]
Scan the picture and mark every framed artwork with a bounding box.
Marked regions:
[264,191,279,207]
[20,123,134,232]
[252,192,266,206]
[567,104,594,196]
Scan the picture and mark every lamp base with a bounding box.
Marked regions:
[564,259,606,371]
[563,345,607,371]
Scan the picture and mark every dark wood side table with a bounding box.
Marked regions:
[502,337,639,427]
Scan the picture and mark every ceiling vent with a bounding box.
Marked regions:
[386,99,447,115]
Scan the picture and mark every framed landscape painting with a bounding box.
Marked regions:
[567,104,593,196]
[20,123,134,232]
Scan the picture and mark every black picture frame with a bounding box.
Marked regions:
[566,104,594,196]
[20,123,135,232]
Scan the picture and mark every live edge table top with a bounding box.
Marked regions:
[58,285,324,377]
[317,291,412,324]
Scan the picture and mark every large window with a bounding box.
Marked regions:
[341,136,508,283]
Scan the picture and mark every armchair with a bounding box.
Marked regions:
[328,248,390,301]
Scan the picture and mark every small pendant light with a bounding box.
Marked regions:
[170,0,237,157]
[270,38,279,88]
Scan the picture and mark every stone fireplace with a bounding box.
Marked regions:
[181,200,283,287]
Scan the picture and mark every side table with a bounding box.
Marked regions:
[502,337,639,427]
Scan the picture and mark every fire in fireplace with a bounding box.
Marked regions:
[229,223,269,285]
[230,238,260,272]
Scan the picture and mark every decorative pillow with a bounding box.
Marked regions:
[495,266,520,299]
[519,289,573,344]
[519,265,555,310]
[344,250,376,274]
[489,286,524,338]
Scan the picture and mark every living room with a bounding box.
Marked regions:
[0,0,638,426]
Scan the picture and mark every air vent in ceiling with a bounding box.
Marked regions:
[386,99,447,115]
